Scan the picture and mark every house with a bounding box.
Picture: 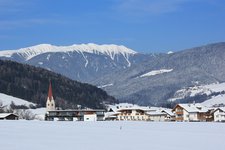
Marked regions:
[0,113,19,120]
[115,107,150,121]
[104,112,120,121]
[106,103,176,122]
[161,109,175,121]
[147,111,167,122]
[172,103,209,122]
[146,108,175,122]
[212,107,225,122]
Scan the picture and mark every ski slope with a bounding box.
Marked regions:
[0,121,224,150]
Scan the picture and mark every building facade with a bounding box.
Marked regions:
[116,108,149,121]
[45,109,105,121]
[172,104,209,122]
[213,107,225,122]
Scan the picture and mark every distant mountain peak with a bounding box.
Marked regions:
[0,43,137,61]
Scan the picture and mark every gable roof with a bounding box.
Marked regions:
[174,103,209,113]
[0,113,18,118]
[212,107,225,113]
[161,109,175,116]
[146,111,167,116]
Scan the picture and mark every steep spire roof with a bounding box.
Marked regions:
[48,81,53,101]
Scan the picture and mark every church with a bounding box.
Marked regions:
[45,82,105,121]
[46,82,55,111]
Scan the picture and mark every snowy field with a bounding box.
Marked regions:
[0,121,224,150]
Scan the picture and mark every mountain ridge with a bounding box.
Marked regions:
[0,43,137,61]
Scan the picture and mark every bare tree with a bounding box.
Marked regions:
[14,109,36,120]
[0,100,4,113]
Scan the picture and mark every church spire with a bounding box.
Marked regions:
[46,81,55,111]
[48,82,53,101]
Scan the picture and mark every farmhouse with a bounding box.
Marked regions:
[172,103,209,122]
[212,107,225,122]
[0,113,19,120]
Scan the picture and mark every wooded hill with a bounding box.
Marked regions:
[0,60,117,109]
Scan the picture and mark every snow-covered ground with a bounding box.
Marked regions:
[28,108,46,120]
[0,121,224,150]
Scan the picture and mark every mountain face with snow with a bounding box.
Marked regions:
[0,42,225,106]
[90,42,225,106]
[0,43,145,82]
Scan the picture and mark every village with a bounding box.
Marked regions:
[1,82,225,122]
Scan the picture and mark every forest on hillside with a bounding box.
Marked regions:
[0,60,117,109]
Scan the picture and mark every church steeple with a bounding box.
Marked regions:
[48,82,53,101]
[46,81,55,111]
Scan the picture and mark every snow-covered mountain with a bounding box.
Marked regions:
[0,43,143,82]
[0,43,137,61]
[90,42,225,106]
[1,42,225,106]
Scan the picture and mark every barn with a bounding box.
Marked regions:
[0,113,19,120]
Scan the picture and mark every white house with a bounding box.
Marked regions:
[116,107,149,121]
[147,108,175,122]
[172,103,209,122]
[212,107,225,122]
[147,111,167,122]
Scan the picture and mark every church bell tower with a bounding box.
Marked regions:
[46,81,55,111]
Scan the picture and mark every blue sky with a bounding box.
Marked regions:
[0,0,225,53]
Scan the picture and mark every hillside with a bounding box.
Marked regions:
[0,60,116,109]
[91,42,225,106]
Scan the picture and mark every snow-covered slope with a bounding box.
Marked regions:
[139,69,173,78]
[0,43,137,61]
[201,95,225,107]
[169,82,225,106]
[0,93,36,107]
[0,93,46,120]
